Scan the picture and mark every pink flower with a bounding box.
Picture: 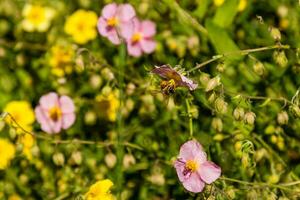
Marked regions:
[152,65,198,91]
[174,140,221,193]
[122,18,156,57]
[97,3,136,45]
[35,92,76,134]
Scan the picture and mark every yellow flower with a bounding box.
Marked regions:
[49,44,74,77]
[238,0,247,12]
[85,179,114,200]
[8,194,21,200]
[96,91,120,122]
[4,101,35,132]
[22,4,55,32]
[214,0,225,6]
[0,139,16,170]
[19,133,35,160]
[64,10,98,44]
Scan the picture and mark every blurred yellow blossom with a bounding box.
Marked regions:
[4,101,35,132]
[19,133,35,160]
[96,91,120,122]
[214,0,225,6]
[64,10,98,44]
[85,179,114,200]
[49,44,74,77]
[238,0,247,12]
[0,138,16,170]
[8,194,21,200]
[22,4,55,32]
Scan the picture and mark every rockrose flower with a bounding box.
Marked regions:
[98,3,136,45]
[123,18,156,57]
[85,179,114,200]
[35,92,76,134]
[174,140,221,193]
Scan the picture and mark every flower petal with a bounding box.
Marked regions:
[174,159,188,182]
[119,21,134,40]
[39,92,59,110]
[178,75,198,90]
[140,39,156,54]
[179,140,205,162]
[182,173,205,193]
[118,4,136,22]
[97,17,109,36]
[59,95,75,113]
[62,113,76,129]
[198,161,221,184]
[102,3,117,19]
[127,42,142,57]
[107,30,121,45]
[35,106,52,134]
[141,20,156,37]
[151,65,182,82]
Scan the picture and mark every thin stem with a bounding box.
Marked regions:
[188,44,290,72]
[185,99,193,138]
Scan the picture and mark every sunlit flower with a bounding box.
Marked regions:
[123,18,156,57]
[49,44,74,77]
[214,0,225,6]
[19,133,35,160]
[0,138,15,170]
[98,3,136,45]
[174,140,221,193]
[152,65,198,92]
[35,92,76,134]
[238,0,247,12]
[96,91,119,122]
[22,4,54,32]
[85,179,114,200]
[4,101,35,132]
[64,10,98,44]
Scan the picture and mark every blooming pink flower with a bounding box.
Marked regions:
[122,18,156,57]
[174,140,221,193]
[35,92,76,134]
[97,3,136,45]
[152,65,198,90]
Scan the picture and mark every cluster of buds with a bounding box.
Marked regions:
[273,51,288,68]
[252,61,265,76]
[233,107,256,125]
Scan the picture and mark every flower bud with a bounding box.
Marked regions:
[205,76,221,92]
[187,36,199,50]
[207,92,217,104]
[253,61,265,76]
[126,83,136,96]
[214,97,228,114]
[277,111,289,125]
[123,154,136,169]
[89,74,102,89]
[199,73,210,87]
[244,111,256,125]
[289,105,300,118]
[270,135,277,143]
[211,117,223,132]
[273,51,288,68]
[71,151,82,165]
[105,152,117,168]
[101,68,115,81]
[233,107,245,121]
[269,27,281,41]
[84,110,97,125]
[213,133,225,141]
[216,63,225,73]
[53,152,65,166]
[267,174,280,184]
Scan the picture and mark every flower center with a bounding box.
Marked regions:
[107,17,118,26]
[185,160,198,172]
[49,106,62,121]
[27,7,45,25]
[131,32,142,43]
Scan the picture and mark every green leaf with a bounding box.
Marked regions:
[259,98,271,107]
[213,0,239,28]
[193,0,211,19]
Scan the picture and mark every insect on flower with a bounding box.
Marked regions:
[151,65,198,96]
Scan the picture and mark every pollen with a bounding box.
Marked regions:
[107,17,118,26]
[131,32,142,43]
[185,160,198,172]
[49,106,62,121]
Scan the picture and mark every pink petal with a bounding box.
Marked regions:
[179,140,205,162]
[179,75,198,91]
[59,95,75,113]
[35,106,52,134]
[141,20,156,37]
[97,17,109,37]
[49,119,62,134]
[117,4,136,22]
[182,173,205,193]
[39,92,59,110]
[151,65,182,80]
[62,113,76,129]
[107,30,121,45]
[119,21,134,40]
[102,3,117,19]
[140,39,156,54]
[198,161,221,184]
[132,18,141,32]
[127,42,142,57]
[174,159,188,182]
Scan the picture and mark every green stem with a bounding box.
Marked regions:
[185,99,193,138]
[188,44,290,72]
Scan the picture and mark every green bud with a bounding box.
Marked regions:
[126,83,136,96]
[207,92,217,104]
[53,152,65,166]
[101,68,115,81]
[269,27,281,41]
[289,105,300,118]
[211,117,223,132]
[84,110,97,125]
[123,154,136,169]
[253,62,265,76]
[205,76,221,92]
[105,152,117,168]
[216,63,226,73]
[89,74,102,89]
[277,111,289,125]
[199,73,210,88]
[233,107,245,121]
[244,111,256,125]
[273,51,288,68]
[71,151,82,165]
[214,98,228,114]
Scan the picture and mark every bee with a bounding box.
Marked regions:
[160,79,176,95]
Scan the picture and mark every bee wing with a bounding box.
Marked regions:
[151,65,182,82]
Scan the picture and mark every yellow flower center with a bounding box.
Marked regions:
[185,160,198,172]
[131,32,142,43]
[49,106,62,121]
[107,17,118,26]
[27,6,46,25]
